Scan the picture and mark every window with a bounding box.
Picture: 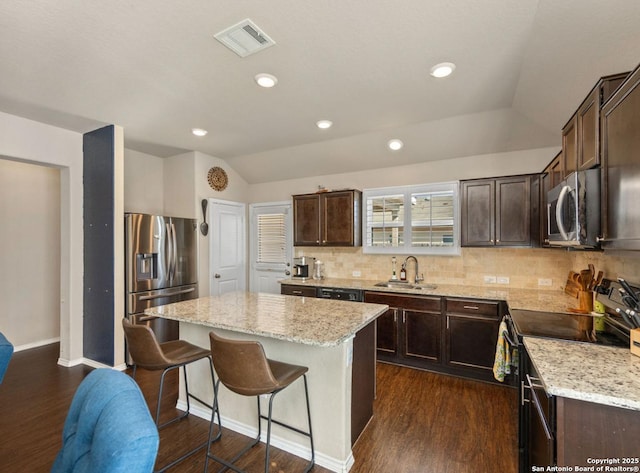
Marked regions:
[256,213,287,264]
[363,182,460,255]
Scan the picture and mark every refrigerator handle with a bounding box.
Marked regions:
[171,222,178,281]
[165,222,173,282]
[138,287,196,301]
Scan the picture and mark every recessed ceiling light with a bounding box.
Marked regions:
[192,128,208,137]
[430,62,456,78]
[388,139,403,151]
[316,120,333,129]
[255,73,278,88]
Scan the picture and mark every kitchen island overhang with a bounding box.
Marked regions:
[144,291,388,473]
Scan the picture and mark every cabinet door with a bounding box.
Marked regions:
[601,67,640,249]
[562,114,578,178]
[495,176,531,246]
[322,191,356,246]
[549,152,564,189]
[293,194,320,246]
[461,179,495,246]
[577,88,599,171]
[402,309,441,363]
[445,314,500,371]
[376,307,398,356]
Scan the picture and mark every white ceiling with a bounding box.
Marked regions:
[1,0,640,183]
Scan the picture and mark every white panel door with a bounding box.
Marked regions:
[249,202,292,293]
[209,199,246,296]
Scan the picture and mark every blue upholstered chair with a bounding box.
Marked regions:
[51,368,159,473]
[0,331,13,384]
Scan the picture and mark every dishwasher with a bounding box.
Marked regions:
[316,287,363,302]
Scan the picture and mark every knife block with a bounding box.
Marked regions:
[631,329,640,358]
[578,290,594,313]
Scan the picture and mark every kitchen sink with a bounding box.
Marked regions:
[374,281,437,290]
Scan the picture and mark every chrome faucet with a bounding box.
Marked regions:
[403,256,424,284]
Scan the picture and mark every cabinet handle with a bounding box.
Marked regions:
[496,239,500,243]
[292,290,303,295]
[463,305,479,310]
[393,309,398,324]
[490,239,494,243]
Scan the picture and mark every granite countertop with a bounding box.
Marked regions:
[144,291,388,347]
[524,337,640,411]
[280,277,578,313]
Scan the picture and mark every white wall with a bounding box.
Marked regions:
[248,147,559,203]
[193,152,249,296]
[125,150,251,298]
[0,159,61,348]
[123,149,164,214]
[0,111,83,363]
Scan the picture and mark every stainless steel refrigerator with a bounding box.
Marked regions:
[125,213,199,350]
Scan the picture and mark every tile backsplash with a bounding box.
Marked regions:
[295,247,640,289]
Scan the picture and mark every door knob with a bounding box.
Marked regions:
[285,270,291,276]
[214,273,221,278]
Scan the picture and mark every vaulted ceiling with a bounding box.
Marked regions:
[1,1,640,183]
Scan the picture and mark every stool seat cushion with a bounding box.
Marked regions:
[51,369,159,473]
[159,340,211,367]
[268,359,308,391]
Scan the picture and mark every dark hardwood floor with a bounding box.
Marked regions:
[0,344,517,472]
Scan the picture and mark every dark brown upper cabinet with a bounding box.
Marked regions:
[600,64,640,250]
[293,189,362,246]
[562,115,578,178]
[461,175,539,248]
[561,72,629,179]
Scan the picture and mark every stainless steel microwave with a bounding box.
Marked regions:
[547,168,600,248]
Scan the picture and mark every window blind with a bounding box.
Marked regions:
[257,213,287,263]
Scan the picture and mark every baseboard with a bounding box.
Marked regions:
[177,400,354,473]
[14,337,60,353]
[56,357,127,371]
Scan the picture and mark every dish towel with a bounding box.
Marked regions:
[493,320,511,382]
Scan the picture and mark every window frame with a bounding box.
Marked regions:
[362,181,461,255]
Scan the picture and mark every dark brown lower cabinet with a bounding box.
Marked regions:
[364,291,503,383]
[404,307,441,363]
[351,321,376,445]
[375,307,398,356]
[556,397,640,467]
[445,298,501,379]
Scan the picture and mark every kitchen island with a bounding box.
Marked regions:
[145,291,388,473]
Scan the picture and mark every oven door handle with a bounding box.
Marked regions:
[525,374,553,440]
[502,330,516,348]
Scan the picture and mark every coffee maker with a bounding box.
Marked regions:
[293,256,314,279]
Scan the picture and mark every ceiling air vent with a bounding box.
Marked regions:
[214,19,275,57]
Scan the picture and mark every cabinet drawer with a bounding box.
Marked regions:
[445,298,500,318]
[364,291,441,312]
[281,284,317,297]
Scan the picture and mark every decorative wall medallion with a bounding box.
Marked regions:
[207,166,228,191]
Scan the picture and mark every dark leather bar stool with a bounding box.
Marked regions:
[122,318,222,472]
[204,331,315,473]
